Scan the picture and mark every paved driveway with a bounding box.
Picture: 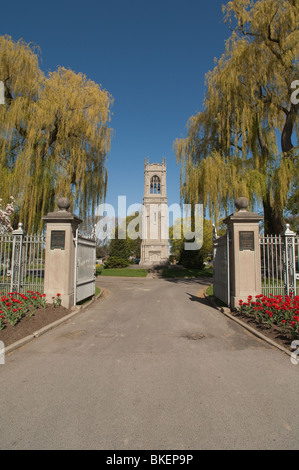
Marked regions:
[1,276,299,450]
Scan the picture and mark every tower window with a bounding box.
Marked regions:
[150,175,161,194]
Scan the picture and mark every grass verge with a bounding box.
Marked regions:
[95,286,101,296]
[76,286,101,306]
[96,268,148,277]
[204,283,228,308]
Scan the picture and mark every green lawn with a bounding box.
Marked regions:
[161,267,213,279]
[204,283,228,307]
[96,267,148,277]
[205,284,213,296]
[76,285,101,306]
[95,286,101,296]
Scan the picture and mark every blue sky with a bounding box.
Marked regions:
[1,0,230,217]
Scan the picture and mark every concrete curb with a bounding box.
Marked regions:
[204,289,293,359]
[5,289,103,356]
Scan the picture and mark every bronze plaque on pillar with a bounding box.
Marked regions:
[51,230,65,250]
[239,231,254,251]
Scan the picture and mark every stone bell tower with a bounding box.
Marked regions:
[140,158,169,266]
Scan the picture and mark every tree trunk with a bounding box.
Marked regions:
[281,103,299,157]
[263,196,285,235]
[257,125,286,235]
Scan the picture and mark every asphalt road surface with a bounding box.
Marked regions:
[1,276,299,450]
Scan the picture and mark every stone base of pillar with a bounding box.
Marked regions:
[46,292,74,310]
[231,294,258,310]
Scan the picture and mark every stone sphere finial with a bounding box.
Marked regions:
[235,197,249,212]
[57,197,71,212]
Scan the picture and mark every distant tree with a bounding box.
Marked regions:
[169,217,214,263]
[178,245,205,270]
[109,238,131,260]
[96,241,110,259]
[108,227,131,260]
[104,257,130,269]
[169,220,184,260]
[0,35,113,232]
[125,213,141,258]
[106,213,142,266]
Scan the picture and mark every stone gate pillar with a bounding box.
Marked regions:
[224,197,263,309]
[42,198,82,309]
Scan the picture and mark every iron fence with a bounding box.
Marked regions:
[259,225,298,298]
[0,223,45,295]
[295,236,299,280]
[260,234,284,297]
[0,232,13,295]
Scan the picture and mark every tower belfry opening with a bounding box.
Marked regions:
[150,175,161,194]
[139,158,169,267]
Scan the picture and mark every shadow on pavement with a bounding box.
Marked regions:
[160,276,212,287]
[186,292,212,307]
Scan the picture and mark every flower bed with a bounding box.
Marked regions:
[0,291,62,330]
[0,291,71,347]
[238,294,299,344]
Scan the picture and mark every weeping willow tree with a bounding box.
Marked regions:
[0,35,113,232]
[175,0,299,234]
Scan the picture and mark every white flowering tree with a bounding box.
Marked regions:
[0,197,14,234]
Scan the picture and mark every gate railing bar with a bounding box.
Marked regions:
[74,227,79,305]
[227,229,230,308]
[0,233,13,295]
[10,223,26,292]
